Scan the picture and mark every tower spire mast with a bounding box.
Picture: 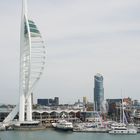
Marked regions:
[19,0,29,122]
[22,0,28,16]
[3,0,46,125]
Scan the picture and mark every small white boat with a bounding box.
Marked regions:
[0,123,6,131]
[84,123,97,128]
[52,119,73,131]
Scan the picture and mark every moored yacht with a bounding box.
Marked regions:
[109,97,137,135]
[109,123,137,134]
[109,100,137,135]
[52,119,73,131]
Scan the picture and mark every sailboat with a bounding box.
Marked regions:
[109,100,137,135]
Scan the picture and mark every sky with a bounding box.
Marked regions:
[0,0,140,104]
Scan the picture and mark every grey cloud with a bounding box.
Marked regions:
[0,0,140,104]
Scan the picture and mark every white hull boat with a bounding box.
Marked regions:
[52,120,73,131]
[109,128,137,135]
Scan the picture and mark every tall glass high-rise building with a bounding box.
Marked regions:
[94,73,104,111]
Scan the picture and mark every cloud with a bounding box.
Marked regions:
[0,0,140,104]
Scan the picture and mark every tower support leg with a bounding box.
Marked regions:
[26,94,32,121]
[19,93,25,122]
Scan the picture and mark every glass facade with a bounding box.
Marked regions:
[24,19,40,37]
[94,73,104,111]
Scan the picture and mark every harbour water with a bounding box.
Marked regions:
[0,129,140,140]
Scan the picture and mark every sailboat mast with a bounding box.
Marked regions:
[120,101,121,123]
[122,98,124,124]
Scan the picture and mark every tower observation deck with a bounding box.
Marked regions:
[3,0,46,123]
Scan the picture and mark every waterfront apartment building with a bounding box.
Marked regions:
[94,73,104,111]
[106,98,122,115]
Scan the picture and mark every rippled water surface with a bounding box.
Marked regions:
[0,129,140,140]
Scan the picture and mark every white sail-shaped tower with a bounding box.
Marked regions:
[3,0,46,123]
